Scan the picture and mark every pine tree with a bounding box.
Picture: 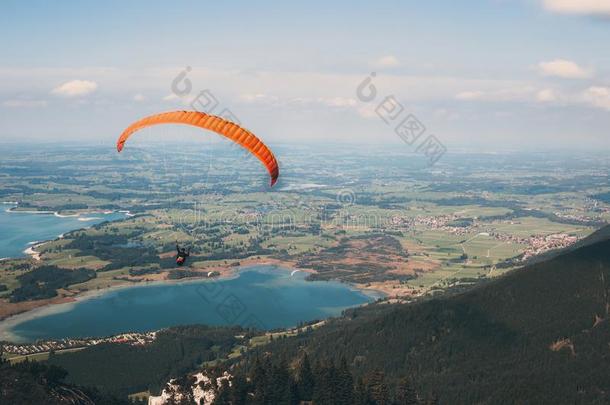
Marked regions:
[367,370,390,405]
[395,377,418,405]
[289,378,300,405]
[230,372,249,405]
[423,392,439,405]
[354,376,373,405]
[251,356,270,404]
[312,362,335,404]
[335,358,354,405]
[268,360,293,404]
[296,353,315,401]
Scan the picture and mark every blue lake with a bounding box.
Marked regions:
[0,204,128,259]
[5,267,379,342]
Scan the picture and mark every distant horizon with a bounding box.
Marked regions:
[1,138,609,154]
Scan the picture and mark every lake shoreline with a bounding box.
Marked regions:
[0,263,384,343]
[0,259,388,342]
[23,242,44,261]
[2,203,133,261]
[0,264,273,342]
[5,202,134,219]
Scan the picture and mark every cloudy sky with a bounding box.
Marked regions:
[0,0,609,150]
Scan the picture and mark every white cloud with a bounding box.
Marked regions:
[455,91,485,100]
[457,85,610,109]
[51,80,98,97]
[543,0,610,16]
[133,93,146,102]
[457,87,533,101]
[373,55,400,68]
[240,94,357,109]
[536,88,560,102]
[434,108,461,121]
[0,66,534,107]
[162,92,199,107]
[2,99,47,108]
[163,93,180,101]
[537,59,591,79]
[455,86,541,103]
[318,97,357,108]
[582,86,610,110]
[239,93,279,104]
[355,104,378,119]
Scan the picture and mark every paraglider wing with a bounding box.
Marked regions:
[116,111,279,186]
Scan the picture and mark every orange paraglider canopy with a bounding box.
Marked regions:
[116,111,279,186]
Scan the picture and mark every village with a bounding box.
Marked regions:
[389,213,582,262]
[1,331,157,357]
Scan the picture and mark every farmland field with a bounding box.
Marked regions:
[0,144,608,313]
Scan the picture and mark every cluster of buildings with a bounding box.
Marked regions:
[553,211,603,223]
[487,231,579,261]
[1,331,157,356]
[584,197,610,214]
[390,212,582,262]
[391,213,474,236]
[520,233,579,261]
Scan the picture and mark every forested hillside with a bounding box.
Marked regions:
[0,358,130,405]
[235,226,610,404]
[48,325,243,398]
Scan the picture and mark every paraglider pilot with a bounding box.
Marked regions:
[176,244,190,266]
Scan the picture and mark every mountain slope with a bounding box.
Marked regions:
[0,359,130,405]
[253,227,610,404]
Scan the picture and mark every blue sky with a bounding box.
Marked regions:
[1,0,609,150]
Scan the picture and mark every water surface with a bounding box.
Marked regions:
[5,266,379,342]
[0,204,128,259]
